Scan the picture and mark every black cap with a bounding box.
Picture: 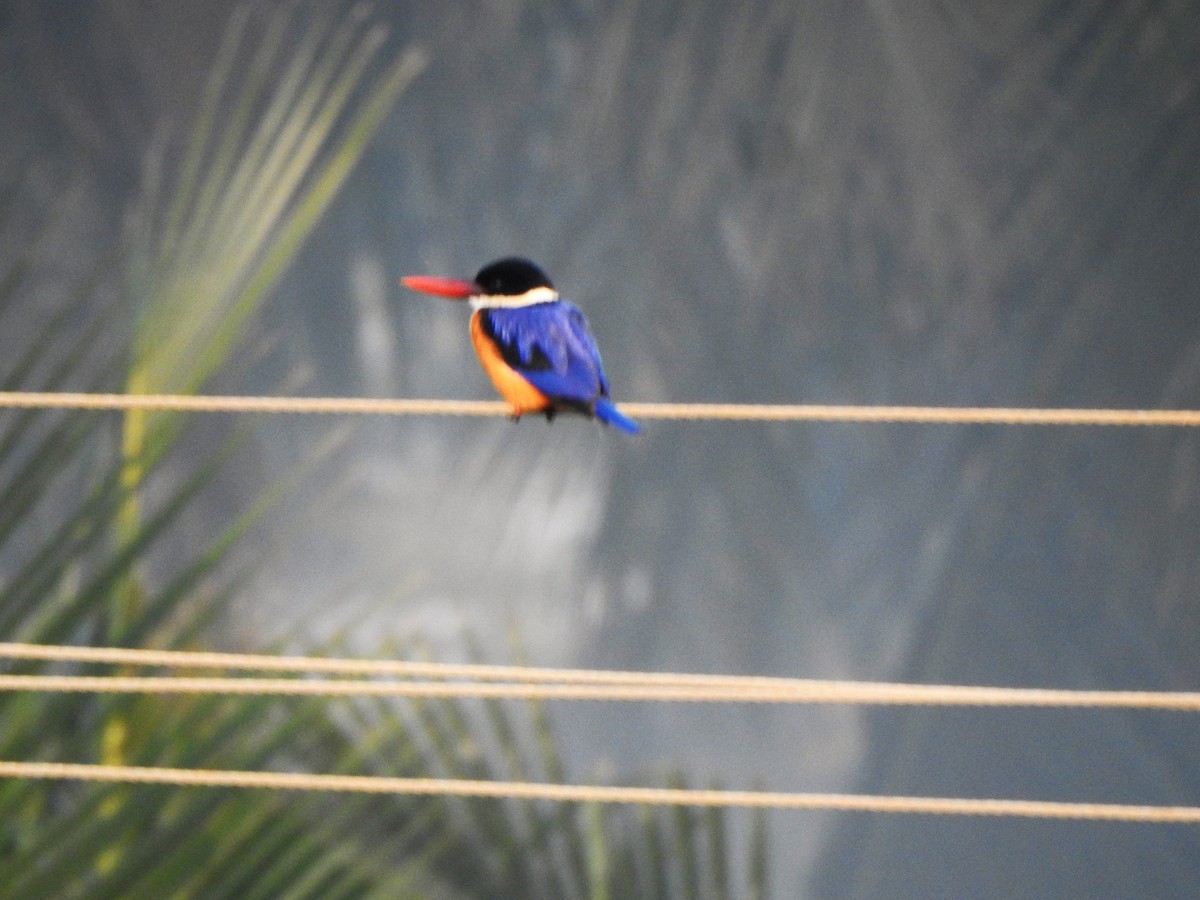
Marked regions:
[473,258,554,296]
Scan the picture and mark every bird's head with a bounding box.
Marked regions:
[402,257,559,309]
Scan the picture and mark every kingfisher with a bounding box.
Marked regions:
[402,257,640,434]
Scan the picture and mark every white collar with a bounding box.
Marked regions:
[468,286,559,310]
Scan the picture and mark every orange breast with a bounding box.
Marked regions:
[469,311,551,416]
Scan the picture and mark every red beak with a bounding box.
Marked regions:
[400,275,477,299]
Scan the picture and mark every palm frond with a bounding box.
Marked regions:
[0,4,770,896]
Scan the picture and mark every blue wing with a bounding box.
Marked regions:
[481,301,610,407]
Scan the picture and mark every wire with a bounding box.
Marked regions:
[3,644,1196,820]
[0,761,1195,821]
[1,394,1192,821]
[2,644,1198,709]
[2,674,1198,707]
[2,391,1200,425]
[0,641,807,684]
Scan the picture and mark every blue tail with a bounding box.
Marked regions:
[594,397,641,434]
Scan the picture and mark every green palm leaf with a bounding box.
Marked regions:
[0,6,769,897]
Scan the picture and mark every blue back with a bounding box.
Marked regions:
[481,301,610,406]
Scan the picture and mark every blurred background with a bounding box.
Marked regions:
[3,1,1200,896]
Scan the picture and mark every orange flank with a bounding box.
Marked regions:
[469,311,551,417]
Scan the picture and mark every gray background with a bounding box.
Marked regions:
[3,1,1199,896]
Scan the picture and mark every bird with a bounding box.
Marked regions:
[401,257,640,434]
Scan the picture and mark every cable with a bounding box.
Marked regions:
[0,392,503,416]
[0,641,813,685]
[2,644,1199,709]
[1,394,1192,821]
[2,391,1200,425]
[2,674,1199,707]
[0,761,1195,821]
[3,645,1196,820]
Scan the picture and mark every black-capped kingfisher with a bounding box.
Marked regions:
[402,257,640,434]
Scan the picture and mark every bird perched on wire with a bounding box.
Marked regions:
[402,257,640,434]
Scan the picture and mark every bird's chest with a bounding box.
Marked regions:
[468,310,552,413]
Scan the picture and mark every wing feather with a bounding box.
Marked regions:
[480,302,608,406]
